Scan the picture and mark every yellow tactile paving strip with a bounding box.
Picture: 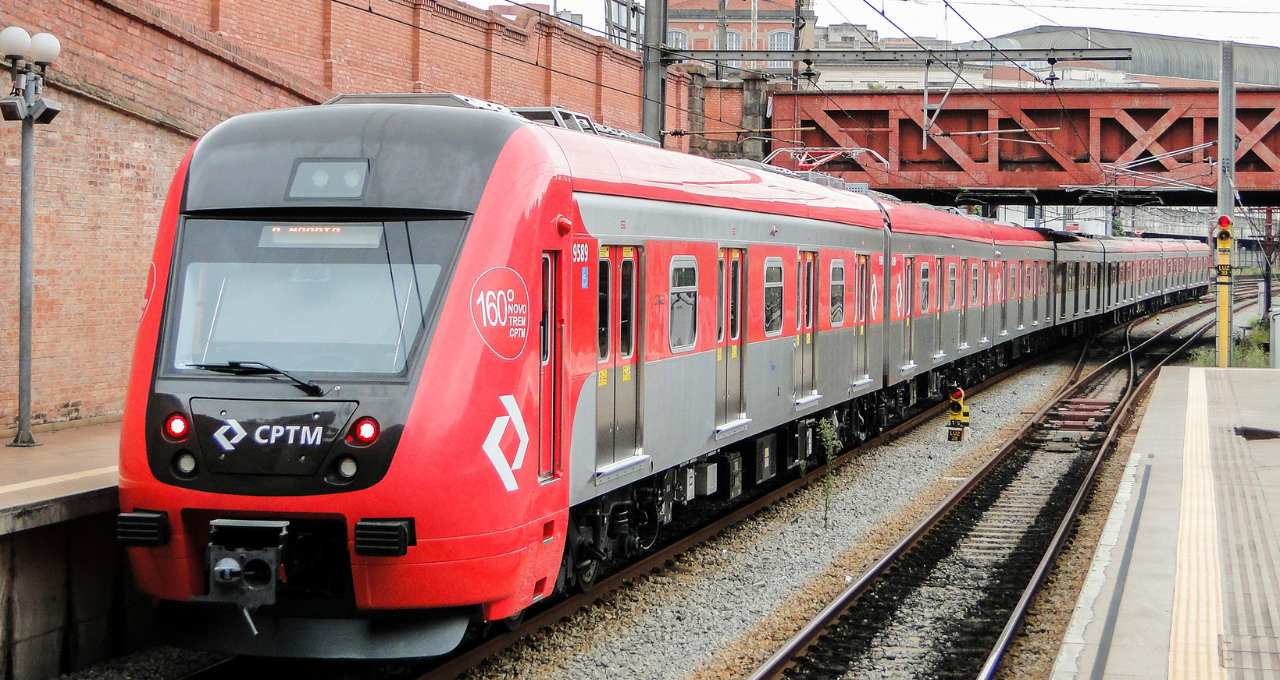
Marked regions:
[1168,367,1227,680]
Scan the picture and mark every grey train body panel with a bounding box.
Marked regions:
[570,192,886,505]
[563,189,1205,506]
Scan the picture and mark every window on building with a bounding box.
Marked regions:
[666,29,689,50]
[768,30,792,68]
[669,258,697,352]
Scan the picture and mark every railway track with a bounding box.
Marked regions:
[173,292,1255,680]
[748,296,1250,680]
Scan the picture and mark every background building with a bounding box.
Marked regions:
[666,0,816,77]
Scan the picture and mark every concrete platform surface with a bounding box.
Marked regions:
[0,422,121,536]
[1053,367,1280,680]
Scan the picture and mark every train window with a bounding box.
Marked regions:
[919,261,930,313]
[830,259,845,325]
[796,258,803,331]
[804,259,815,328]
[948,262,957,308]
[717,258,725,342]
[1010,264,1018,299]
[669,258,698,352]
[598,259,611,361]
[729,259,741,340]
[167,219,463,376]
[764,259,784,336]
[970,264,980,305]
[620,259,635,358]
[541,255,553,365]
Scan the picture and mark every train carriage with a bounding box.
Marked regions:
[115,94,1209,659]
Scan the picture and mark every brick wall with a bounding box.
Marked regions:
[0,0,722,433]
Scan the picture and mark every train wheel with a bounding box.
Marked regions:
[575,556,600,592]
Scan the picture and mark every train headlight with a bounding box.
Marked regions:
[337,456,358,479]
[164,412,191,441]
[173,450,198,477]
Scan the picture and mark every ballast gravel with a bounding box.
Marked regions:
[467,358,1074,680]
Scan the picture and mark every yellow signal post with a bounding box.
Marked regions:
[946,387,970,442]
[1215,215,1233,368]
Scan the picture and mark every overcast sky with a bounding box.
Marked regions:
[474,0,1280,49]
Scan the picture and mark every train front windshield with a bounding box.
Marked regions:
[164,219,464,377]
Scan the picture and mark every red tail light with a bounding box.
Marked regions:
[164,412,190,441]
[348,416,380,446]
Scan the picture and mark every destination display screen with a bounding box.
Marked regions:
[258,224,383,249]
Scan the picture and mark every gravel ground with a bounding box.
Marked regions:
[994,295,1276,680]
[993,391,1151,680]
[60,646,223,680]
[468,357,1074,680]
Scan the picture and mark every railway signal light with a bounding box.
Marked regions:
[946,387,970,442]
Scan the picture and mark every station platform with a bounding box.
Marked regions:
[0,421,120,535]
[1052,367,1280,679]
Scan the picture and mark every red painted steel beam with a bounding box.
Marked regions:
[769,88,1280,203]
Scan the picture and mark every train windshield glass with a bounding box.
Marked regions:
[166,219,464,376]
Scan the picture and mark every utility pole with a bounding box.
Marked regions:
[716,0,726,80]
[1215,40,1235,368]
[641,0,665,142]
[1266,207,1274,318]
[792,0,803,90]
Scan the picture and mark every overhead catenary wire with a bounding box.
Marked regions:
[328,0,790,142]
[938,0,1044,84]
[377,0,780,81]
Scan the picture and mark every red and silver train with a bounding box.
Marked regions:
[116,94,1210,657]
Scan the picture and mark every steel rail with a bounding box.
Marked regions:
[420,334,1087,679]
[749,292,1251,680]
[973,298,1247,680]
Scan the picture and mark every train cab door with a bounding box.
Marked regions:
[595,245,642,470]
[538,253,561,480]
[794,251,818,400]
[716,248,746,428]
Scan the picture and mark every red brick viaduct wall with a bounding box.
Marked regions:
[0,0,718,433]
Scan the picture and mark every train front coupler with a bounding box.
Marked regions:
[194,519,290,636]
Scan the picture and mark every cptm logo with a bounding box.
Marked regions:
[483,395,529,492]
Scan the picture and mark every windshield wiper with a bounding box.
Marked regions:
[186,361,325,397]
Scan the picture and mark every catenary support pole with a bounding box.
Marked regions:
[642,0,665,142]
[1215,40,1235,369]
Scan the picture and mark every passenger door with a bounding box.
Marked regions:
[856,254,871,380]
[794,251,818,400]
[595,245,642,470]
[902,256,915,365]
[716,248,745,428]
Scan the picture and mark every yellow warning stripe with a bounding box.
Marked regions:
[1168,368,1226,680]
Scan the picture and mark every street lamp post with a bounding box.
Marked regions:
[2,26,61,447]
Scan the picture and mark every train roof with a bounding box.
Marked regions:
[880,202,1051,247]
[541,125,887,231]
